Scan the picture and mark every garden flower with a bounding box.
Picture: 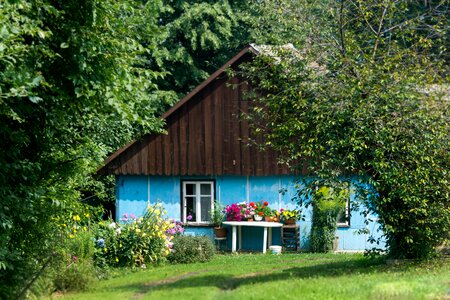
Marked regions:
[96,238,105,248]
[115,227,121,235]
[108,222,116,229]
[72,215,80,222]
[186,214,193,221]
[263,201,269,206]
[130,214,136,220]
[72,256,77,262]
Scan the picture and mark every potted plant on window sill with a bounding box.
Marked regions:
[211,201,227,238]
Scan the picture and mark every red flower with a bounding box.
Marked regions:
[258,211,264,216]
[250,202,255,207]
[263,201,269,206]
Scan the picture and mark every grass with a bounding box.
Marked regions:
[48,253,449,300]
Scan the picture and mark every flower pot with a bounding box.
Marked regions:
[214,227,228,238]
[333,236,339,251]
[269,245,282,255]
[247,218,254,222]
[254,215,263,221]
[284,219,296,225]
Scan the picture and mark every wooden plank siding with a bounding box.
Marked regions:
[101,72,295,176]
[98,49,300,176]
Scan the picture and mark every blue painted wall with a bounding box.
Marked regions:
[116,175,385,251]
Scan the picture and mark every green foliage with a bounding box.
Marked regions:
[53,258,97,292]
[167,235,215,264]
[210,201,225,227]
[151,0,248,96]
[0,0,165,297]
[242,0,449,259]
[310,186,347,253]
[94,204,172,268]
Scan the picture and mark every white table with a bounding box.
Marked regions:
[222,221,283,253]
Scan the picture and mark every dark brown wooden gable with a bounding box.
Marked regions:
[98,47,299,176]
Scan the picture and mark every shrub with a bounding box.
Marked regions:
[168,235,215,264]
[94,203,174,268]
[310,186,347,253]
[53,258,96,292]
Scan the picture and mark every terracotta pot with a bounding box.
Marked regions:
[247,218,254,222]
[214,227,228,238]
[284,219,296,225]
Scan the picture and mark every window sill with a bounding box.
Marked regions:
[337,224,350,228]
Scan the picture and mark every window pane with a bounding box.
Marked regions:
[185,196,196,222]
[200,184,211,196]
[337,201,350,225]
[200,196,212,222]
[185,184,196,196]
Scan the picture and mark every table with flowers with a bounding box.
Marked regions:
[221,201,301,253]
[222,220,283,253]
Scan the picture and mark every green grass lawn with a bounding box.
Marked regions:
[50,253,449,300]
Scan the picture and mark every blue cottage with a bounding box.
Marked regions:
[98,45,384,252]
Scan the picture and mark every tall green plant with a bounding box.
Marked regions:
[310,186,347,253]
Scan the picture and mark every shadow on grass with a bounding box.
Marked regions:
[118,256,391,297]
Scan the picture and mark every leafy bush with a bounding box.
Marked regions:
[53,258,96,292]
[310,186,347,253]
[94,204,174,268]
[168,235,215,264]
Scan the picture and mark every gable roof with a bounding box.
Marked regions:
[98,44,303,176]
[98,45,259,173]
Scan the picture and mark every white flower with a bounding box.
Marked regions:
[115,227,121,235]
[108,222,116,229]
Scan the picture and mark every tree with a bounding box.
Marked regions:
[241,0,449,259]
[0,0,165,297]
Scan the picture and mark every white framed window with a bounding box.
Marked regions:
[337,197,350,227]
[182,181,214,224]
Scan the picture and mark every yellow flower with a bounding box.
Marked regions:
[73,215,81,222]
[115,257,119,262]
[84,213,90,218]
[155,209,160,216]
[69,234,75,239]
[63,224,67,227]
[136,228,141,233]
[83,226,87,231]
